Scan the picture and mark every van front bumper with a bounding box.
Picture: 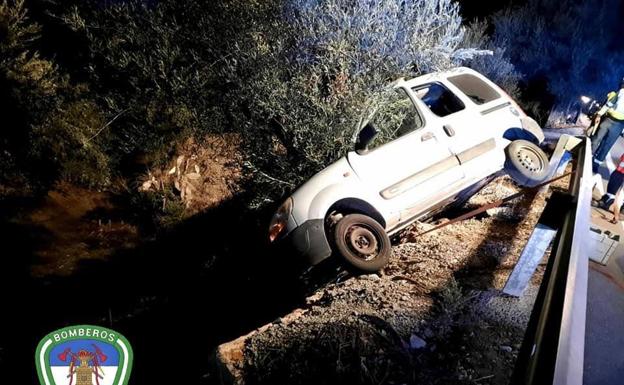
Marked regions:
[285,219,332,266]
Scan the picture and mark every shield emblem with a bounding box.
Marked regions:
[35,325,133,385]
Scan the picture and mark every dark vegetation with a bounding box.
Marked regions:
[488,0,624,123]
[4,0,621,206]
[0,0,508,207]
[0,0,620,383]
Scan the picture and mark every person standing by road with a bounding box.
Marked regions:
[591,79,624,173]
[596,153,624,213]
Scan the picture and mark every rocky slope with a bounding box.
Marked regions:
[216,175,570,385]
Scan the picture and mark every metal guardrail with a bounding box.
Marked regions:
[511,138,590,385]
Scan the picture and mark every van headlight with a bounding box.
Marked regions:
[269,198,293,242]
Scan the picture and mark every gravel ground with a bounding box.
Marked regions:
[238,175,569,385]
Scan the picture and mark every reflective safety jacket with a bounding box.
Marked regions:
[599,89,624,121]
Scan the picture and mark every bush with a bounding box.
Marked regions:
[31,100,111,186]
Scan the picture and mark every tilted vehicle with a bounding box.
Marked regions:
[269,67,549,272]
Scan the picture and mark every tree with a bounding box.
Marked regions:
[0,0,110,191]
[462,19,521,99]
[491,0,624,124]
[54,0,490,207]
[56,1,226,160]
[220,0,490,203]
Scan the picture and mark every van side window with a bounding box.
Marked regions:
[367,88,423,149]
[412,83,465,117]
[447,74,501,105]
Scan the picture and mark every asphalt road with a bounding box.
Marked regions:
[584,262,624,385]
[583,189,624,384]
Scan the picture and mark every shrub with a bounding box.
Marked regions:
[0,0,39,56]
[31,100,111,186]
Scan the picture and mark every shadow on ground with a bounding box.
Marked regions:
[0,190,306,384]
[0,180,550,385]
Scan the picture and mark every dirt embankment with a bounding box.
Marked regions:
[138,134,244,215]
[26,182,139,277]
[222,176,569,385]
[20,134,244,278]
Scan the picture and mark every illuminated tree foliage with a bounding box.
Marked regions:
[462,20,521,99]
[1,0,495,208]
[48,0,489,203]
[220,0,490,201]
[0,0,110,190]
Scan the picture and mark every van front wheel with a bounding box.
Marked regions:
[334,214,391,272]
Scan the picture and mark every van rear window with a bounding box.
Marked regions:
[447,74,501,105]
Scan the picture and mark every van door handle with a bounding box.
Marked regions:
[443,124,456,137]
[421,132,435,142]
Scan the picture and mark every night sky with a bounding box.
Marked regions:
[457,0,517,20]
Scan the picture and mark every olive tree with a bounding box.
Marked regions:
[491,0,624,124]
[221,0,490,203]
[50,0,491,207]
[0,0,110,190]
[56,1,227,161]
[462,20,521,99]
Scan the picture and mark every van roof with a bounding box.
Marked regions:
[394,66,480,88]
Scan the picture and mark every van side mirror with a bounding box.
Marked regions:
[355,122,378,154]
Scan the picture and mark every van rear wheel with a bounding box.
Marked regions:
[334,214,391,272]
[504,139,550,187]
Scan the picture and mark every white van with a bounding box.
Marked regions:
[269,67,548,272]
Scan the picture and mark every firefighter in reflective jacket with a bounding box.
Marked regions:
[591,79,624,172]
